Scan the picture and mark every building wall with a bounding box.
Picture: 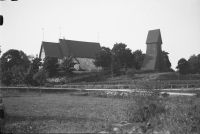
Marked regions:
[41,47,45,60]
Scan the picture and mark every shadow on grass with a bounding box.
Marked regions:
[5,114,105,123]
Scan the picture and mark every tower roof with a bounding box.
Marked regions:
[146,29,162,44]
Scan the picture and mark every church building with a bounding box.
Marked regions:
[39,39,101,71]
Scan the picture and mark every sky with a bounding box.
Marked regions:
[0,0,200,70]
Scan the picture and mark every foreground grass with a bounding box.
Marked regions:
[3,94,129,133]
[2,92,200,133]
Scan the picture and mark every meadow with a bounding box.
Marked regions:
[1,72,200,133]
[2,91,200,133]
[3,93,129,133]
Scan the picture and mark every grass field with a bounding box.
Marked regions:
[3,94,129,133]
[2,92,200,133]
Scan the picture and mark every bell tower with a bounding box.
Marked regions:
[141,29,168,71]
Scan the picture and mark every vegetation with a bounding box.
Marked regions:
[176,58,190,75]
[94,46,112,70]
[112,43,134,69]
[42,56,59,77]
[2,86,200,133]
[132,49,145,70]
[59,56,76,75]
[163,51,172,69]
[0,49,30,86]
[33,69,48,86]
[176,54,200,75]
[188,54,200,74]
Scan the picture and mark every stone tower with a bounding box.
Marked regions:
[141,29,168,71]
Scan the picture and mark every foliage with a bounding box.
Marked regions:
[162,51,171,69]
[110,54,121,76]
[132,50,145,70]
[0,49,31,85]
[112,43,134,69]
[176,58,190,75]
[127,80,166,124]
[30,57,42,73]
[1,69,12,86]
[10,65,26,85]
[188,54,200,74]
[23,57,42,86]
[0,49,30,72]
[42,56,59,77]
[94,47,112,69]
[59,56,76,75]
[33,69,48,86]
[24,67,39,86]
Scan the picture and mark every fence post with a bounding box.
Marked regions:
[171,85,172,89]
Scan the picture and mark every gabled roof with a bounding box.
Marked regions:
[59,39,101,58]
[146,29,162,44]
[39,39,101,59]
[39,41,63,59]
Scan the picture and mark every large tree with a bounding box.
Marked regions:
[132,50,145,70]
[188,54,200,74]
[176,58,190,75]
[162,51,171,69]
[0,49,30,72]
[112,43,134,69]
[42,56,59,77]
[94,47,112,70]
[0,49,31,85]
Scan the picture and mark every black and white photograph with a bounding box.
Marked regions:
[0,0,200,133]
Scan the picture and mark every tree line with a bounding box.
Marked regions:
[0,49,75,86]
[4,42,198,86]
[94,43,172,74]
[176,55,200,75]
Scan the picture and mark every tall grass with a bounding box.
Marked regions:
[126,80,200,133]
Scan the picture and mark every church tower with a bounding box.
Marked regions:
[141,29,168,71]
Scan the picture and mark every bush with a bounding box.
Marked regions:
[33,69,49,86]
[126,80,167,129]
[126,69,135,77]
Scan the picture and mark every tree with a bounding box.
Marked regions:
[33,69,48,86]
[1,69,12,86]
[176,58,190,75]
[110,54,121,76]
[197,54,200,74]
[188,54,200,74]
[59,56,76,75]
[94,47,112,70]
[30,57,42,73]
[133,50,145,70]
[112,43,134,69]
[162,51,171,69]
[10,65,26,85]
[42,56,59,77]
[0,49,31,85]
[0,49,30,72]
[24,57,42,86]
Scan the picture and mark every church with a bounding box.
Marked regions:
[39,39,101,71]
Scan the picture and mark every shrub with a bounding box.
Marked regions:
[126,80,167,127]
[126,69,135,77]
[33,69,49,86]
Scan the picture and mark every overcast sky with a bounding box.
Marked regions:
[0,0,200,69]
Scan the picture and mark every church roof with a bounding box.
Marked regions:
[39,39,101,59]
[146,29,162,44]
[59,39,101,58]
[39,42,63,59]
